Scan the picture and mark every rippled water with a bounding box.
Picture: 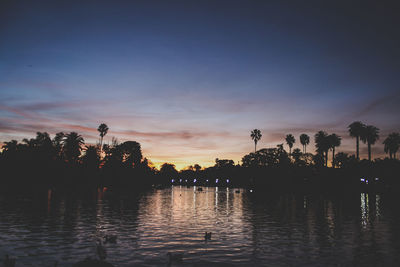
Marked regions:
[1,186,400,266]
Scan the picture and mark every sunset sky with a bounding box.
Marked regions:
[1,0,399,169]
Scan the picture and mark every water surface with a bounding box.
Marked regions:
[0,186,399,266]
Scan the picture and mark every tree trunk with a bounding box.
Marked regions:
[254,142,257,153]
[356,136,359,160]
[332,147,335,168]
[325,151,329,167]
[304,145,306,154]
[368,142,371,161]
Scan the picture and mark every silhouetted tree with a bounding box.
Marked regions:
[52,132,65,159]
[120,141,142,168]
[285,134,295,155]
[328,134,341,167]
[185,165,194,171]
[315,131,329,166]
[63,132,85,163]
[20,132,54,162]
[348,121,365,160]
[335,152,357,168]
[312,153,325,167]
[250,129,262,153]
[103,141,123,169]
[361,125,379,161]
[97,123,109,152]
[215,158,235,168]
[139,157,157,174]
[299,134,310,153]
[291,148,302,165]
[160,163,178,181]
[193,164,202,172]
[241,144,289,167]
[383,132,400,159]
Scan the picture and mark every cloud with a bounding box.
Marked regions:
[18,102,80,111]
[116,129,231,140]
[348,92,400,121]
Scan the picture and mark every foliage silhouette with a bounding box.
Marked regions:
[348,121,365,160]
[299,134,310,153]
[314,131,329,166]
[250,129,262,153]
[285,134,295,155]
[97,123,109,153]
[383,132,400,159]
[1,124,400,193]
[328,133,341,167]
[361,125,379,161]
[63,132,85,164]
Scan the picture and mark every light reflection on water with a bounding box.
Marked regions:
[0,187,399,266]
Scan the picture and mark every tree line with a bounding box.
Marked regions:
[0,121,399,191]
[250,121,399,168]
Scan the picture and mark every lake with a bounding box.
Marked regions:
[0,186,399,266]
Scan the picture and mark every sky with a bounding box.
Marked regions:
[1,0,399,169]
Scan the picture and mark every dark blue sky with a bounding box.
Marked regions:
[1,0,399,168]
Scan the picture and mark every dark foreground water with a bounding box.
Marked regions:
[0,186,400,266]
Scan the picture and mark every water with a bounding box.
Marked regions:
[0,186,399,266]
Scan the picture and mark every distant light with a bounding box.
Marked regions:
[249,189,253,193]
[194,179,197,183]
[216,179,219,183]
[366,180,369,184]
[171,179,175,183]
[180,179,182,182]
[360,178,365,182]
[226,179,230,183]
[206,179,209,182]
[185,179,188,182]
[375,177,379,181]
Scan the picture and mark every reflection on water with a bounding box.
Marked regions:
[361,193,369,228]
[0,187,400,266]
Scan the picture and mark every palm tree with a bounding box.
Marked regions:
[383,132,400,159]
[250,129,262,153]
[360,125,379,161]
[328,134,341,167]
[52,132,65,159]
[120,141,142,167]
[299,134,310,153]
[97,123,109,152]
[348,121,365,160]
[63,132,85,163]
[194,164,202,172]
[285,134,295,155]
[315,131,329,166]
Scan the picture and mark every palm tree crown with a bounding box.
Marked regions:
[348,121,365,160]
[285,134,295,154]
[250,129,262,153]
[97,123,109,151]
[383,132,400,159]
[315,131,329,166]
[328,133,341,167]
[360,125,379,161]
[299,134,310,153]
[63,132,85,163]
